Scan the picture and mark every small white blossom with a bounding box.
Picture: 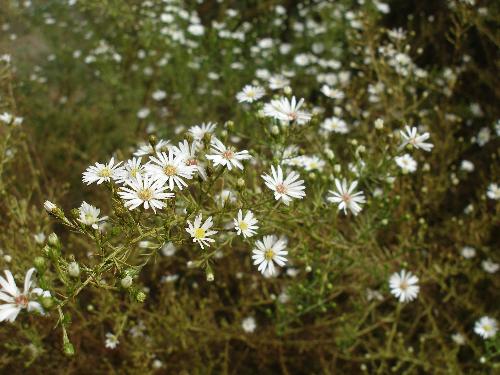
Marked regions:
[105,332,119,349]
[206,138,251,171]
[233,210,259,238]
[146,150,196,190]
[399,126,434,152]
[261,165,306,205]
[78,201,108,229]
[263,96,311,125]
[186,214,218,249]
[474,316,498,339]
[252,235,288,276]
[486,183,500,200]
[241,316,257,333]
[395,154,417,173]
[236,85,265,103]
[327,179,366,216]
[389,270,420,303]
[82,157,122,185]
[118,175,174,213]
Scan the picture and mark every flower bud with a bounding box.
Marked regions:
[34,256,45,270]
[271,125,279,135]
[121,275,133,289]
[63,342,75,356]
[136,291,146,303]
[44,200,57,213]
[237,178,245,187]
[324,148,334,160]
[206,272,214,282]
[284,86,292,95]
[68,262,80,278]
[41,296,54,309]
[48,233,60,247]
[374,118,384,129]
[334,164,342,173]
[225,121,234,131]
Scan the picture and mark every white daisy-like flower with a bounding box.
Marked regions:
[241,316,257,333]
[82,157,122,185]
[487,183,500,200]
[481,259,499,274]
[268,75,290,90]
[78,201,108,229]
[461,246,476,259]
[395,154,417,173]
[389,269,420,303]
[399,125,434,152]
[186,214,218,249]
[171,140,207,180]
[133,139,170,157]
[261,165,306,205]
[263,96,312,125]
[233,209,259,238]
[320,85,345,100]
[321,116,349,134]
[236,85,265,103]
[114,157,145,184]
[206,138,251,171]
[0,112,23,126]
[189,122,217,141]
[474,316,498,339]
[252,235,288,276]
[105,332,119,349]
[118,175,174,213]
[146,150,196,190]
[0,268,48,322]
[327,179,366,216]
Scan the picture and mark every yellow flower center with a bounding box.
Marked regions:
[400,281,408,291]
[99,167,111,177]
[264,248,275,261]
[194,228,206,239]
[130,167,138,177]
[484,324,492,332]
[238,221,248,231]
[137,188,153,201]
[164,165,177,176]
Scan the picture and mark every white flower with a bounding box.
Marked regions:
[236,85,265,103]
[105,332,119,349]
[241,316,257,333]
[460,160,474,172]
[451,333,466,345]
[252,235,288,276]
[321,116,349,134]
[263,96,312,125]
[78,201,108,229]
[268,75,290,90]
[189,122,216,141]
[171,140,207,180]
[327,179,366,216]
[82,157,122,185]
[233,210,259,238]
[320,85,345,100]
[476,127,491,146]
[206,138,251,171]
[487,183,500,200]
[161,242,176,257]
[146,150,196,190]
[261,165,306,205]
[0,112,23,126]
[461,246,476,259]
[152,90,166,101]
[474,316,498,339]
[115,157,145,184]
[395,154,417,173]
[133,139,170,157]
[481,259,499,274]
[389,270,420,303]
[399,126,434,152]
[186,214,218,249]
[0,268,47,322]
[33,232,46,244]
[118,175,174,213]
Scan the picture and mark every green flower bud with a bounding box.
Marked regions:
[34,256,45,270]
[121,275,133,289]
[136,291,146,303]
[68,262,80,278]
[48,233,60,247]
